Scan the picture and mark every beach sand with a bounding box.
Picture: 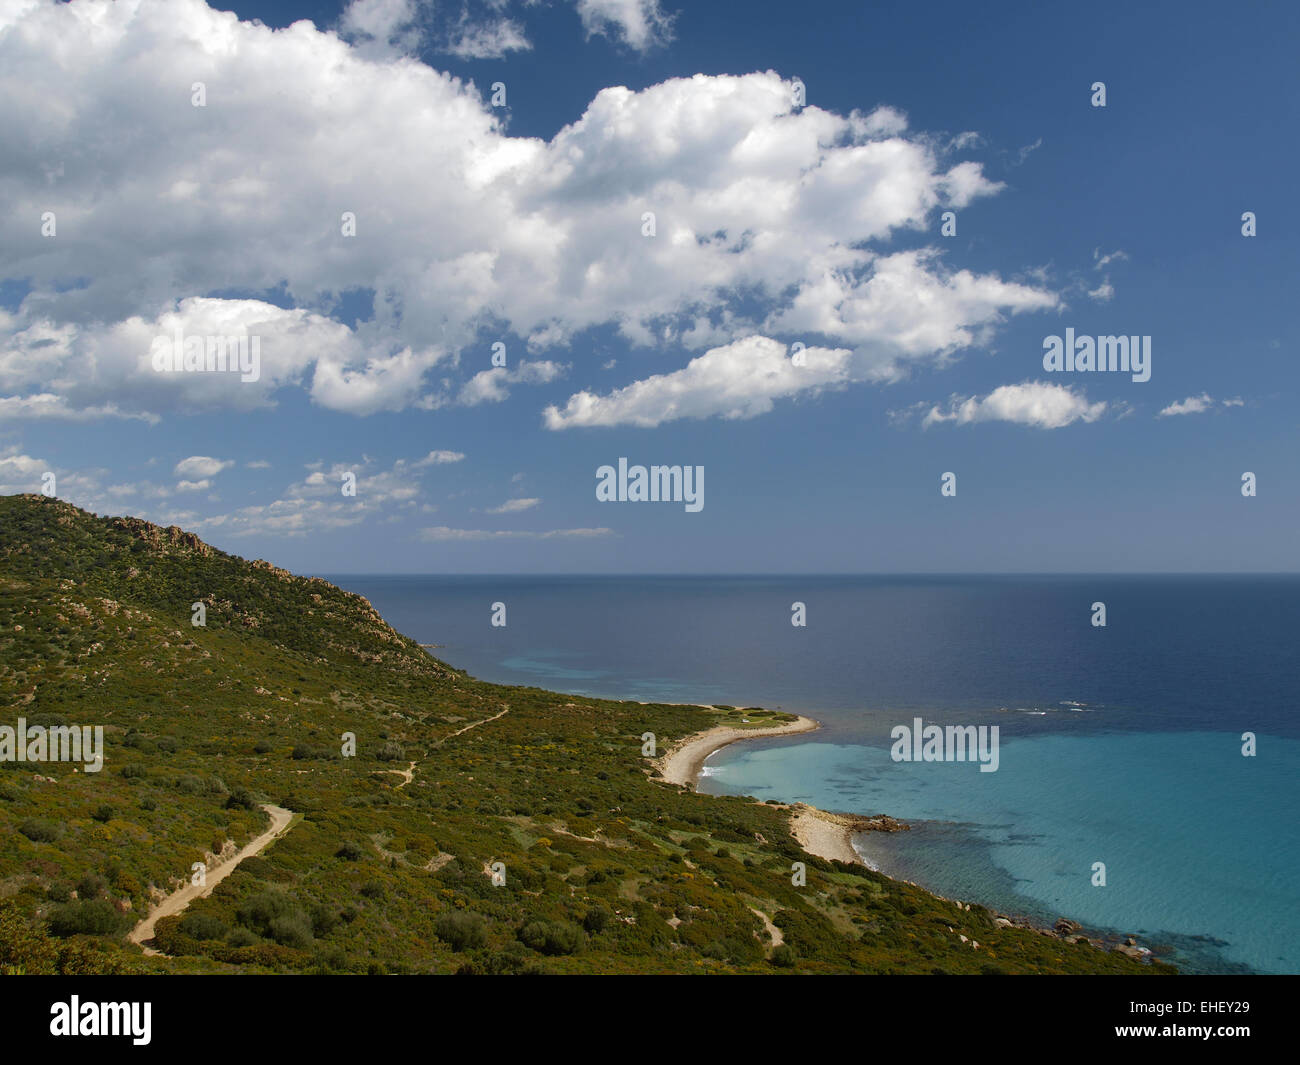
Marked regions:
[654,713,868,867]
[655,714,821,787]
[790,804,869,865]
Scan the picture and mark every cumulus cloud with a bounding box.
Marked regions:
[189,497,370,538]
[0,447,182,517]
[338,0,423,56]
[0,0,1055,424]
[575,0,673,50]
[0,393,155,422]
[182,449,459,536]
[545,335,851,428]
[174,456,234,479]
[1158,393,1243,417]
[921,381,1107,429]
[458,360,567,405]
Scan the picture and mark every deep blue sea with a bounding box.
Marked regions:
[325,574,1300,974]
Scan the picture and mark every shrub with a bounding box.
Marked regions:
[582,904,611,934]
[237,890,306,937]
[91,804,114,823]
[18,818,63,843]
[225,786,256,811]
[518,919,585,957]
[48,900,127,937]
[336,841,364,861]
[434,911,487,952]
[179,913,228,941]
[268,914,313,949]
[75,874,108,899]
[375,741,405,762]
[770,944,798,969]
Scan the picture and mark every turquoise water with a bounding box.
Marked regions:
[700,730,1300,974]
[330,574,1300,975]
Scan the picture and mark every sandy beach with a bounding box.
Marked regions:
[654,713,821,787]
[790,804,869,865]
[654,712,876,868]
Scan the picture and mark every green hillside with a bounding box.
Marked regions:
[0,494,1168,975]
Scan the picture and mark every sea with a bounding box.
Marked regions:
[324,573,1300,975]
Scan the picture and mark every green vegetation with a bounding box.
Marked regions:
[0,494,1171,975]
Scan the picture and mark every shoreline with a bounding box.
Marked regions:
[655,709,1161,965]
[654,713,822,787]
[653,712,883,868]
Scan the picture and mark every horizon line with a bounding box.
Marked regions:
[311,571,1300,578]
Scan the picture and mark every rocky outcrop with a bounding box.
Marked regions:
[109,516,213,556]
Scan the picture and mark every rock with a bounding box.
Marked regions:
[855,814,911,833]
[1055,918,1082,935]
[994,917,1013,928]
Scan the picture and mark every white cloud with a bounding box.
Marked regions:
[419,525,613,541]
[458,360,567,405]
[446,13,531,58]
[175,478,212,492]
[338,0,422,56]
[174,456,234,479]
[412,449,466,466]
[545,335,851,428]
[484,497,540,513]
[922,381,1107,429]
[1158,393,1243,417]
[190,497,370,537]
[0,447,178,516]
[0,1,1056,423]
[0,449,51,495]
[0,393,155,422]
[1158,393,1213,417]
[575,0,673,50]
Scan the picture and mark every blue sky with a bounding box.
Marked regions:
[1,0,1296,573]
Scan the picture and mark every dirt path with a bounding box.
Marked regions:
[750,906,784,949]
[127,804,295,955]
[441,705,509,741]
[380,760,417,787]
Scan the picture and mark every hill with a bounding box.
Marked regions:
[0,494,1167,974]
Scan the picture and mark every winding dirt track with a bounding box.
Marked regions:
[441,705,509,741]
[128,708,511,953]
[127,803,294,955]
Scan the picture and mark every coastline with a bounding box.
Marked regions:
[654,713,822,787]
[653,712,882,868]
[655,710,1161,965]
